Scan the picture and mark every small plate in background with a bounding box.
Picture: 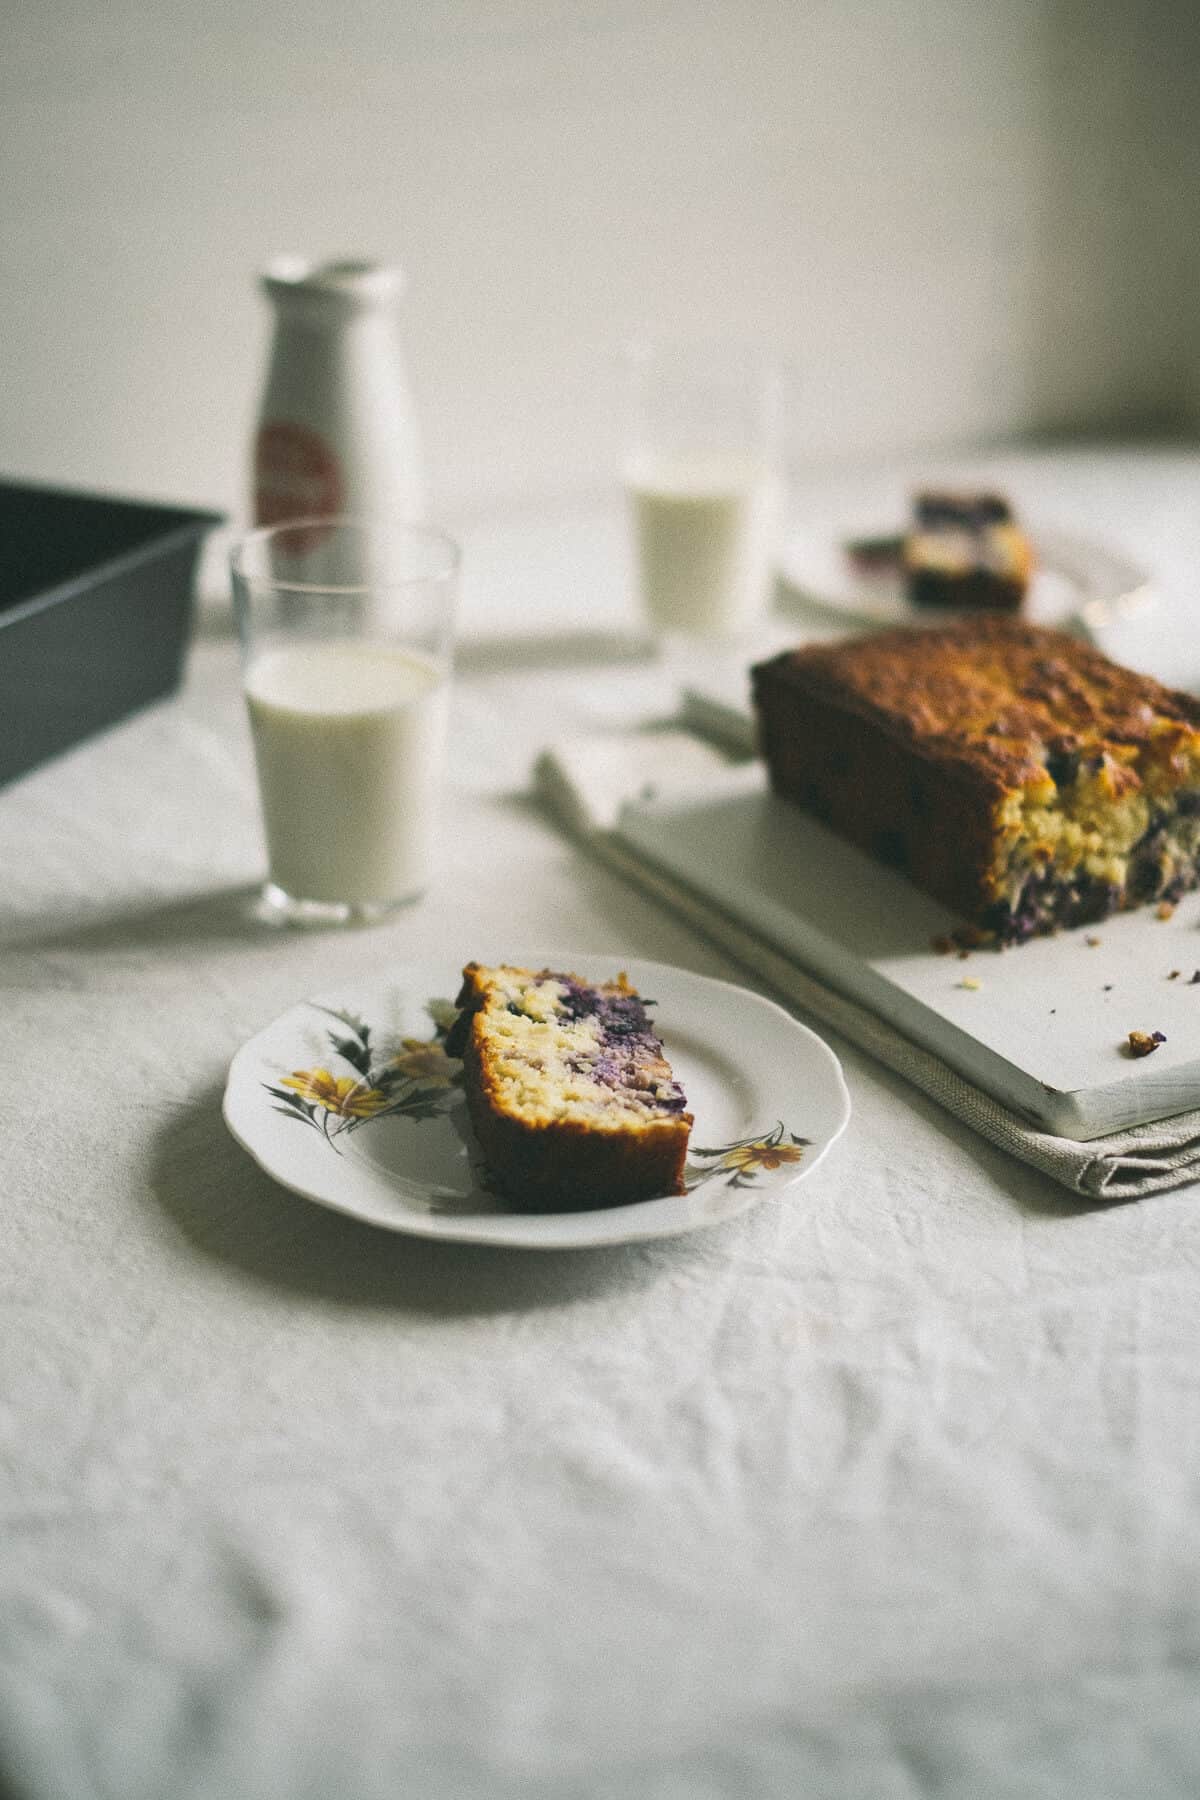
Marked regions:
[778,519,1154,639]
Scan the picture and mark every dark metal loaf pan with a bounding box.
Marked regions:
[0,477,224,787]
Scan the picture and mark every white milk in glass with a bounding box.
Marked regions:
[626,452,781,636]
[245,642,448,905]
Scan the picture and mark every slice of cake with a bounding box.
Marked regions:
[903,490,1034,612]
[444,963,693,1210]
[751,617,1200,944]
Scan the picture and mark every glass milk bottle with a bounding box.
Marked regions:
[253,258,426,531]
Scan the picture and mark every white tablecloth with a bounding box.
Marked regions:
[5,447,1200,1798]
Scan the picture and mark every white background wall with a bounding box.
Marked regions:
[2,0,1198,522]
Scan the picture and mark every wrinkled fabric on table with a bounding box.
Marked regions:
[5,455,1200,1799]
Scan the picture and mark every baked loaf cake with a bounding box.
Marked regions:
[751,617,1200,944]
[444,963,693,1210]
[903,490,1034,612]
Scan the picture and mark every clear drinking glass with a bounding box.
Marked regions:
[230,516,459,927]
[623,340,785,640]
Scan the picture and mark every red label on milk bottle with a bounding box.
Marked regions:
[254,421,343,538]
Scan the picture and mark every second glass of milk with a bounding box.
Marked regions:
[623,341,785,640]
[231,517,459,926]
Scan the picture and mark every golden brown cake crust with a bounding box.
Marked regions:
[758,618,1200,790]
[751,618,1200,939]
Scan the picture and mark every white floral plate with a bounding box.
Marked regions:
[222,953,851,1249]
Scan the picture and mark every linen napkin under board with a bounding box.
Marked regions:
[534,732,1200,1201]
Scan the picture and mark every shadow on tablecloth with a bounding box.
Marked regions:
[0,883,286,963]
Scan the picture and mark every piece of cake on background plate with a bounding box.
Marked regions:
[902,490,1035,612]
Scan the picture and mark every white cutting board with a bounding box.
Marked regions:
[615,765,1200,1139]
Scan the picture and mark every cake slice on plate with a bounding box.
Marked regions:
[445,963,693,1210]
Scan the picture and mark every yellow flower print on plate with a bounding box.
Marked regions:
[264,1003,463,1151]
[683,1120,811,1192]
[278,1068,392,1119]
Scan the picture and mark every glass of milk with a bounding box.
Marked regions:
[623,341,785,641]
[231,517,459,926]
